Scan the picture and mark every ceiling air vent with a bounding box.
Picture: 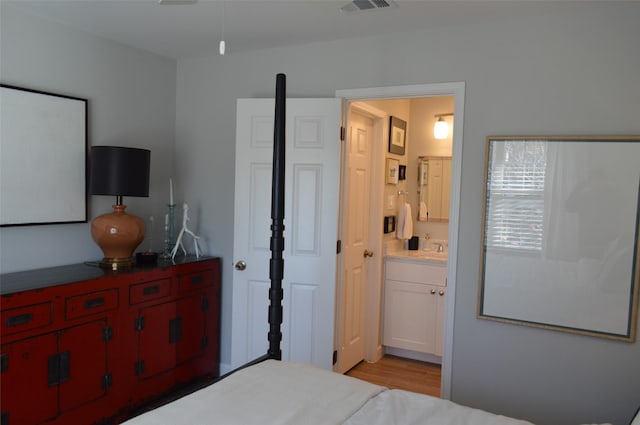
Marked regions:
[341,0,398,13]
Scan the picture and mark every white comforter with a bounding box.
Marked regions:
[123,360,533,425]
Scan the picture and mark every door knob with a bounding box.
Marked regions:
[439,290,445,296]
[235,260,247,271]
[363,250,374,258]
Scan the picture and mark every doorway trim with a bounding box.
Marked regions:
[336,82,466,399]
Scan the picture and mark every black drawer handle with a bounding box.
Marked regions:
[190,275,204,285]
[6,313,33,328]
[84,297,105,309]
[143,285,160,295]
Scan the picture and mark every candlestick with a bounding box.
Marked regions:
[169,178,174,205]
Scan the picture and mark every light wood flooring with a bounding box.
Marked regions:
[345,355,441,397]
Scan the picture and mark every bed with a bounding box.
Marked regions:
[123,359,533,425]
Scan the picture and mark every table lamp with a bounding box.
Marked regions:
[89,146,150,270]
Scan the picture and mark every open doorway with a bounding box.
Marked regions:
[334,82,465,399]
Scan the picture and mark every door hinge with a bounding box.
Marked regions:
[201,297,209,311]
[201,335,209,349]
[102,373,112,389]
[336,240,342,254]
[134,360,145,376]
[135,317,145,332]
[332,350,338,366]
[0,354,7,373]
[169,317,182,344]
[102,326,113,342]
[340,126,345,141]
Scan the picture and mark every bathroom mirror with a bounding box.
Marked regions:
[417,156,451,222]
[479,136,640,342]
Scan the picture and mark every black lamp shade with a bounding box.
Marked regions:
[89,146,150,197]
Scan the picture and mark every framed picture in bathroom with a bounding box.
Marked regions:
[385,158,399,185]
[478,135,640,342]
[388,116,406,155]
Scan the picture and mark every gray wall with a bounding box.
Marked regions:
[1,3,639,424]
[175,3,640,425]
[0,5,177,273]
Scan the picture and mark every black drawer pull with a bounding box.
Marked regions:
[6,313,33,328]
[190,275,204,285]
[143,285,160,295]
[84,297,105,309]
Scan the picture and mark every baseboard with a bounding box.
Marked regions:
[219,362,233,375]
[384,346,442,365]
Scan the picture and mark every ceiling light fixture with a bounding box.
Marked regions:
[219,1,226,55]
[434,112,454,139]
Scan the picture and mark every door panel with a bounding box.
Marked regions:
[1,334,58,424]
[177,295,205,364]
[232,98,341,370]
[338,110,373,373]
[59,321,108,412]
[137,302,176,378]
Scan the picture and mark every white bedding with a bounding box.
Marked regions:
[123,360,533,425]
[345,389,533,425]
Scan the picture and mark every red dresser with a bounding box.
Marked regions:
[0,256,220,425]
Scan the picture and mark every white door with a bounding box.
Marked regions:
[231,98,341,370]
[337,109,373,373]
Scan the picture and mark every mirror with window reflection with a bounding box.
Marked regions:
[479,136,640,342]
[417,156,451,222]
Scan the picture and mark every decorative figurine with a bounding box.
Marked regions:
[171,202,202,260]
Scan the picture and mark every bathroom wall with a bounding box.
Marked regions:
[362,99,411,250]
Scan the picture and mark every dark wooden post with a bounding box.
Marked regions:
[268,73,286,360]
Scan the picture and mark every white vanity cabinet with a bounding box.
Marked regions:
[383,258,446,357]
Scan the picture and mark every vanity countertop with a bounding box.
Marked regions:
[385,249,447,264]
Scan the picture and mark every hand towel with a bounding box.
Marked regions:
[419,201,427,221]
[396,202,413,240]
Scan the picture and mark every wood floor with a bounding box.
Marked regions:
[345,355,441,397]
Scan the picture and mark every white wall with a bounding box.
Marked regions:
[0,6,177,273]
[175,3,640,424]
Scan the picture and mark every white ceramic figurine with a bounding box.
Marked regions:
[171,202,201,260]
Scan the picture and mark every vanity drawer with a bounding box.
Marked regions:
[130,278,172,305]
[1,302,53,336]
[65,289,119,320]
[178,269,214,295]
[386,260,446,286]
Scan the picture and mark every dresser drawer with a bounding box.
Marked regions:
[65,289,119,320]
[130,278,172,305]
[1,302,52,336]
[178,269,214,295]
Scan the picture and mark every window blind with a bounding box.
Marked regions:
[485,141,547,251]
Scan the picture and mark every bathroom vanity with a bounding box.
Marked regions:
[382,251,447,363]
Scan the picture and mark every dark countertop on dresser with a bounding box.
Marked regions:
[0,255,215,295]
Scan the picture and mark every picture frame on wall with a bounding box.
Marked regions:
[385,158,399,185]
[0,84,88,226]
[398,164,407,181]
[388,116,406,155]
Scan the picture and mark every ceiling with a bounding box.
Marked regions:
[3,0,603,59]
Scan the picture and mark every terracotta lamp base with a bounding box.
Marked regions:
[91,204,145,271]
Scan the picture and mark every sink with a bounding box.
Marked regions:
[411,250,448,260]
[387,249,447,262]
